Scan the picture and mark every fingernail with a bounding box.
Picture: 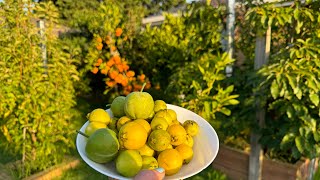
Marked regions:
[155,167,164,173]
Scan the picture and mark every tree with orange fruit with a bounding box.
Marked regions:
[90,27,151,96]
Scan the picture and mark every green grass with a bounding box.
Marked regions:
[55,160,227,180]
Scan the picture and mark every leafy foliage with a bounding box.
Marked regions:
[128,3,239,129]
[0,0,79,177]
[246,1,320,161]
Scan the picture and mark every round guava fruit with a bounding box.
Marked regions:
[85,128,119,163]
[154,100,167,113]
[124,91,154,120]
[147,129,171,151]
[87,108,111,125]
[141,156,158,170]
[116,150,142,177]
[111,96,126,118]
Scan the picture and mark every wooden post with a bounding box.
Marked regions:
[249,26,271,180]
[225,0,235,77]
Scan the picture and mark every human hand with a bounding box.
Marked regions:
[133,167,165,180]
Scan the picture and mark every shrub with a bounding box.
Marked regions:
[0,1,79,177]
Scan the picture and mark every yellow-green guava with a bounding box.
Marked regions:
[124,91,154,119]
[85,128,119,163]
[111,96,126,118]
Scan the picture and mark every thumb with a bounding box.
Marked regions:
[152,167,165,179]
[133,167,165,180]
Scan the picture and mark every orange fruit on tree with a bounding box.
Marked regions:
[91,67,99,74]
[115,28,123,37]
[96,43,103,50]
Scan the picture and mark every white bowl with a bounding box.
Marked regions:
[76,104,219,180]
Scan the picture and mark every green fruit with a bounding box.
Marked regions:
[87,108,111,125]
[111,96,126,118]
[85,128,119,163]
[116,150,142,177]
[124,91,154,119]
[154,100,167,113]
[141,156,158,170]
[150,117,169,131]
[85,122,107,137]
[148,129,171,151]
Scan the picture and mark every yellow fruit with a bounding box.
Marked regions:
[85,122,107,136]
[134,119,151,135]
[118,121,148,150]
[183,120,199,136]
[87,108,111,125]
[138,144,155,157]
[167,109,177,122]
[183,134,194,147]
[147,129,171,151]
[157,149,183,176]
[154,100,167,113]
[150,117,169,131]
[167,124,187,146]
[154,109,177,126]
[156,143,173,156]
[175,144,194,164]
[117,116,132,131]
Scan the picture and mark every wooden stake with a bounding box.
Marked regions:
[249,25,271,180]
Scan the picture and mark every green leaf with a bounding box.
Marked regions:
[309,93,319,106]
[225,85,234,93]
[285,74,297,93]
[270,80,279,99]
[295,136,304,153]
[286,105,294,118]
[226,99,239,105]
[198,65,205,74]
[204,101,211,119]
[280,133,295,150]
[293,8,299,20]
[296,89,302,100]
[314,131,320,142]
[295,21,303,34]
[220,107,231,116]
[267,16,274,27]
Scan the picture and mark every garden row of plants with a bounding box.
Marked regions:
[0,0,319,178]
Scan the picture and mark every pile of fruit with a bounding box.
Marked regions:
[80,88,199,177]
